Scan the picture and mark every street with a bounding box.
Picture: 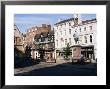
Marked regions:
[14,60,97,76]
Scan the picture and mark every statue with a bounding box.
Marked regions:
[73,31,79,44]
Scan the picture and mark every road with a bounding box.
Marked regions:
[14,59,97,76]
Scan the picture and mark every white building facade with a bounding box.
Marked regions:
[54,14,97,61]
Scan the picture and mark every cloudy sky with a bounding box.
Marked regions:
[14,14,96,33]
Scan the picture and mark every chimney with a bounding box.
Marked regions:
[42,24,46,28]
[74,14,82,24]
[47,25,51,30]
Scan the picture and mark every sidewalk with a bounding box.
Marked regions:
[14,59,67,74]
[14,59,96,75]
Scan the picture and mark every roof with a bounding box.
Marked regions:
[34,30,54,41]
[55,18,96,26]
[55,18,76,25]
[82,18,96,23]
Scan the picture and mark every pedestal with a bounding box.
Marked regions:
[71,45,82,61]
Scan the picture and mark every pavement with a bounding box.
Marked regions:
[14,59,97,76]
[14,59,67,74]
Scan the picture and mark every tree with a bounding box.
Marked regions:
[63,43,71,59]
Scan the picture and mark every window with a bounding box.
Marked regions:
[84,27,86,31]
[65,30,66,35]
[79,28,81,32]
[14,38,16,44]
[50,36,53,42]
[60,31,62,35]
[69,29,71,34]
[61,24,62,28]
[69,22,71,26]
[65,39,67,45]
[84,36,87,43]
[61,38,63,42]
[90,26,92,30]
[19,39,21,42]
[90,35,92,43]
[56,40,58,46]
[57,32,58,36]
[79,36,82,43]
[33,31,35,35]
[69,38,71,45]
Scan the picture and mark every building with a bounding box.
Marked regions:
[26,24,51,45]
[54,14,97,61]
[14,24,24,52]
[25,24,51,59]
[34,30,55,62]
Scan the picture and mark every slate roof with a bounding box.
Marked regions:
[55,18,96,25]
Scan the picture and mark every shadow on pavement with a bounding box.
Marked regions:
[14,59,40,68]
[15,62,97,76]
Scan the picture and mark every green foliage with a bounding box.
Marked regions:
[63,43,71,59]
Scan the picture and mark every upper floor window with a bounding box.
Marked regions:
[90,35,92,43]
[14,38,16,44]
[69,22,71,26]
[90,26,92,30]
[79,36,82,43]
[51,36,54,42]
[65,30,66,35]
[69,29,71,34]
[61,38,63,42]
[79,28,81,32]
[65,39,67,45]
[84,27,86,31]
[19,39,21,43]
[60,31,62,35]
[84,36,87,43]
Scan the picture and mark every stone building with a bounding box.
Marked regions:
[25,24,51,59]
[14,24,24,52]
[54,14,97,61]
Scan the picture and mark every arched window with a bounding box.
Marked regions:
[90,35,92,43]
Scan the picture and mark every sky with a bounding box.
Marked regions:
[14,14,96,33]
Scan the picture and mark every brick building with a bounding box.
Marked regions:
[25,24,51,59]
